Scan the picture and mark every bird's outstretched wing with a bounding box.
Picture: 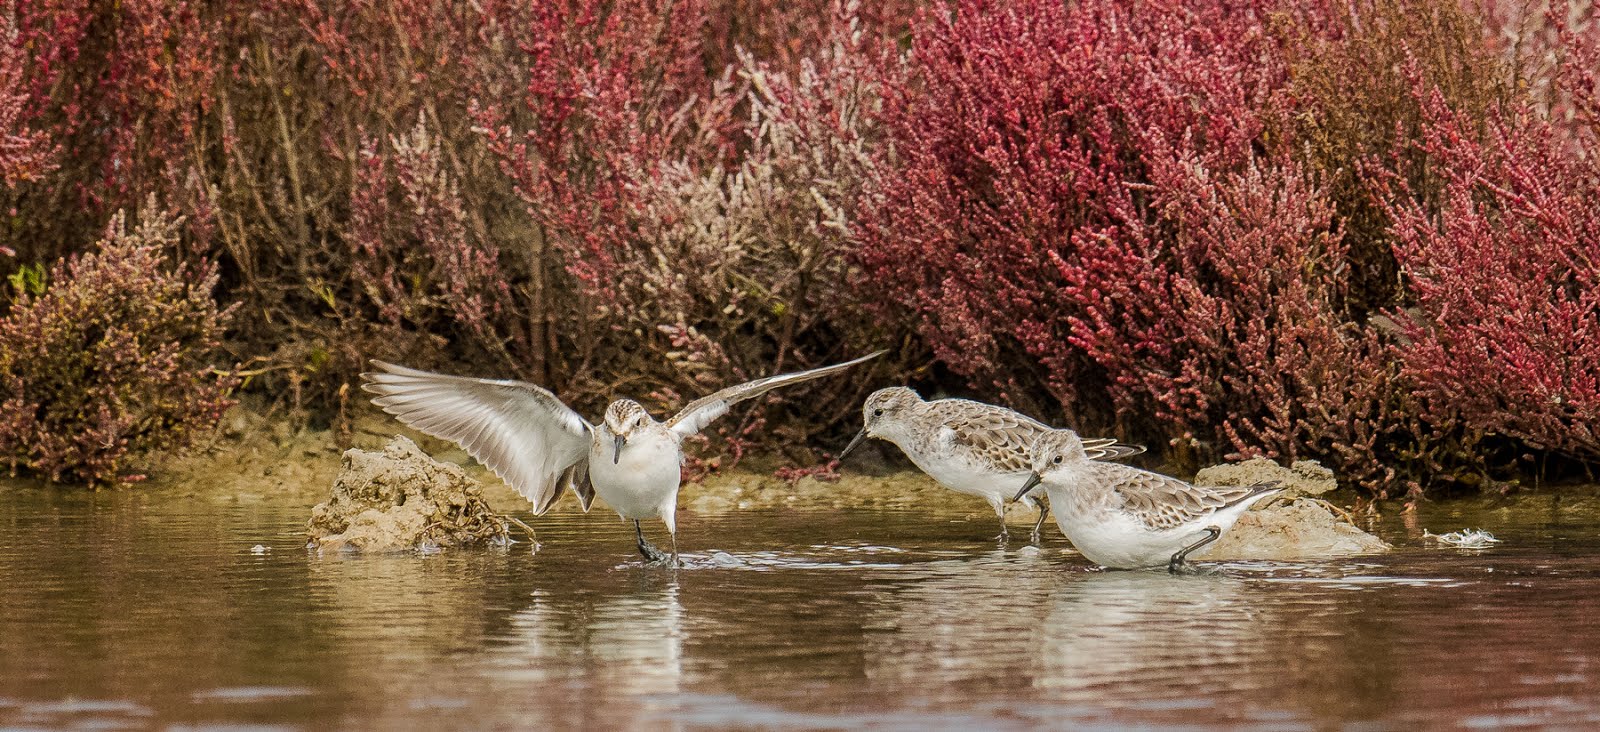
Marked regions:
[667,350,886,438]
[362,361,594,515]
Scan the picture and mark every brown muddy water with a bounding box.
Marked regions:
[4,480,1600,730]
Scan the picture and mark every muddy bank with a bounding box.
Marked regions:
[155,405,1388,560]
[152,405,1028,515]
[119,404,1595,563]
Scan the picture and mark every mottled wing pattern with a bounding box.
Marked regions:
[362,361,593,515]
[667,351,885,437]
[932,400,1051,474]
[933,400,1145,470]
[1091,463,1278,531]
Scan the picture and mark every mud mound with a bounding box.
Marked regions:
[1207,499,1390,560]
[1194,457,1337,498]
[1191,458,1387,559]
[308,436,520,552]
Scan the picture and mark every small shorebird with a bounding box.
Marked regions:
[363,351,883,564]
[837,387,1144,543]
[1015,429,1283,572]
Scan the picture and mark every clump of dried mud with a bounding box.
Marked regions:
[1195,458,1389,559]
[1207,499,1390,560]
[1194,457,1338,498]
[307,436,523,552]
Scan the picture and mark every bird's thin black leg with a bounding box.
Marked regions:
[1169,526,1221,574]
[635,520,668,564]
[1031,503,1050,545]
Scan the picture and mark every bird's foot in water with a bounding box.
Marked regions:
[1165,558,1224,576]
[637,540,672,565]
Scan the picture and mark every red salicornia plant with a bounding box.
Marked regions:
[1384,20,1600,469]
[0,0,1595,491]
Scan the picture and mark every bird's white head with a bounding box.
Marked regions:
[1030,429,1089,475]
[837,386,922,461]
[604,399,652,464]
[860,386,921,436]
[1013,429,1089,502]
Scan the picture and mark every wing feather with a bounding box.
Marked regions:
[1089,463,1280,531]
[928,400,1146,471]
[667,351,885,437]
[361,361,592,515]
[1083,443,1148,461]
[934,401,1051,474]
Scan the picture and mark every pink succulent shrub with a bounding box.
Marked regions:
[1066,149,1405,486]
[1384,19,1600,470]
[0,204,235,485]
[475,0,907,453]
[1285,0,1514,317]
[860,9,1261,410]
[612,2,914,453]
[855,0,1415,486]
[859,0,1285,410]
[2,0,218,262]
[471,0,721,395]
[0,9,54,191]
[701,0,917,72]
[346,114,512,365]
[3,0,1600,491]
[199,0,529,393]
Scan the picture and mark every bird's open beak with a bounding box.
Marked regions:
[613,434,626,464]
[837,427,868,462]
[1012,472,1043,503]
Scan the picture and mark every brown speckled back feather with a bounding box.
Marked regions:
[1086,463,1281,531]
[930,399,1051,474]
[920,398,1137,473]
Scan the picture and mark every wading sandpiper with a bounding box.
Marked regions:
[838,387,1144,543]
[1016,429,1283,572]
[363,351,884,564]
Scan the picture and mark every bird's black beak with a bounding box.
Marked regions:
[613,434,626,464]
[837,427,868,463]
[1012,472,1043,503]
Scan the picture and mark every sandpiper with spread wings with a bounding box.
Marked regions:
[362,351,884,564]
[837,387,1145,543]
[1016,429,1283,572]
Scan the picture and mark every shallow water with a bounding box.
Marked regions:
[4,484,1600,730]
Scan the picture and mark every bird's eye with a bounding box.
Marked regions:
[873,408,884,416]
[1053,456,1062,464]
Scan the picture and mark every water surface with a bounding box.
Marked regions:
[3,484,1600,729]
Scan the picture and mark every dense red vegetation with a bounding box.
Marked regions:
[0,0,1595,492]
[1384,22,1600,473]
